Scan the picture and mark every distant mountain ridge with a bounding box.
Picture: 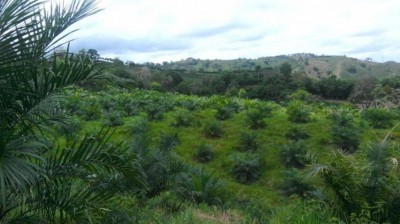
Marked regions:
[159,54,400,79]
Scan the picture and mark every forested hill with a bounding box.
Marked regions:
[100,52,400,102]
[154,54,400,79]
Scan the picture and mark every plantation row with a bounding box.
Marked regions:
[61,87,400,223]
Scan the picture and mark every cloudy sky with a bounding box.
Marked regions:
[68,0,400,63]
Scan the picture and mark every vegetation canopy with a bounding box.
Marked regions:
[2,0,400,223]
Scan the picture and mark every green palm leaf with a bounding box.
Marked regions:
[0,0,128,222]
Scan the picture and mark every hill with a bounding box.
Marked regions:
[157,53,400,79]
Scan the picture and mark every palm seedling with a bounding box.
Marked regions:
[202,120,223,138]
[279,141,308,168]
[229,153,263,184]
[237,131,259,151]
[194,143,214,163]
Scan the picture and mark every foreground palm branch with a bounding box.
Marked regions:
[305,140,400,223]
[0,0,141,222]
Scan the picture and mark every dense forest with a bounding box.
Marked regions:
[1,0,400,223]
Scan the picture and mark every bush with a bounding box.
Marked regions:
[144,104,164,121]
[285,126,310,140]
[129,117,149,136]
[99,97,117,112]
[361,108,396,129]
[101,208,133,224]
[171,109,194,127]
[174,168,225,205]
[256,104,274,117]
[202,120,223,138]
[332,125,360,153]
[229,153,263,184]
[104,112,124,127]
[150,81,162,91]
[279,170,313,197]
[148,191,186,213]
[159,129,180,152]
[331,109,361,153]
[330,108,356,126]
[237,131,259,151]
[240,200,271,224]
[194,143,214,163]
[286,101,311,123]
[289,89,312,102]
[117,97,138,116]
[215,106,234,120]
[245,109,266,129]
[279,141,308,168]
[179,99,202,111]
[63,93,82,115]
[81,101,101,121]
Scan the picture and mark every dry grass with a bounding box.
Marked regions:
[194,208,242,224]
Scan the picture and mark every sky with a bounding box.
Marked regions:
[67,0,400,63]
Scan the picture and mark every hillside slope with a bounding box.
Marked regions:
[159,54,400,79]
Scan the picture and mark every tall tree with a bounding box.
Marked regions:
[349,77,377,108]
[87,48,100,59]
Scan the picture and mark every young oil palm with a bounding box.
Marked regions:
[305,138,400,223]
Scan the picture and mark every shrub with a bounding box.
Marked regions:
[159,129,180,152]
[144,104,164,121]
[289,89,311,101]
[257,104,274,117]
[150,81,162,91]
[361,108,396,129]
[129,117,149,136]
[104,112,124,127]
[99,97,117,112]
[215,106,233,120]
[117,96,138,116]
[194,143,214,163]
[286,100,311,123]
[63,93,82,115]
[202,120,223,138]
[179,99,201,111]
[148,191,186,213]
[229,153,263,184]
[331,109,361,153]
[285,126,310,140]
[332,125,360,153]
[237,131,259,151]
[279,141,308,168]
[330,108,356,126]
[81,101,101,121]
[226,99,243,113]
[174,168,225,205]
[240,200,271,224]
[122,102,138,117]
[279,170,313,197]
[245,109,266,129]
[101,208,133,224]
[171,109,194,127]
[131,134,187,197]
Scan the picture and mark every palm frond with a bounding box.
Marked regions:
[0,135,47,208]
[5,128,145,223]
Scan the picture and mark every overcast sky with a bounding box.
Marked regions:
[68,0,400,63]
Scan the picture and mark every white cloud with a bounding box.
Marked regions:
[65,0,400,63]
